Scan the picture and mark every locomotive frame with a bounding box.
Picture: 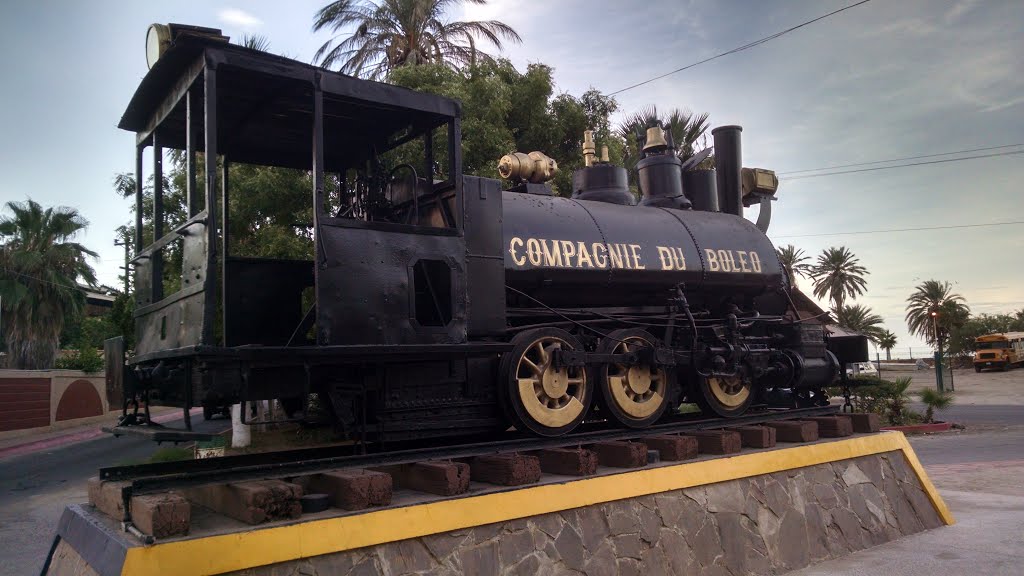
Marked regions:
[117,27,865,442]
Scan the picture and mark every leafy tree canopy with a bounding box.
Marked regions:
[389,60,623,195]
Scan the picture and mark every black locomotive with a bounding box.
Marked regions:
[115,25,861,441]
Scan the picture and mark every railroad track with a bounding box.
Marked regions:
[86,405,881,543]
[101,405,839,494]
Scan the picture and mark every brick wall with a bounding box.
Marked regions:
[0,370,108,432]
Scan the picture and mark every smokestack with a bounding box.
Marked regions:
[712,125,743,217]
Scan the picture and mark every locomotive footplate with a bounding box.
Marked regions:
[127,342,513,367]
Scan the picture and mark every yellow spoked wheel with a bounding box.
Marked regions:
[500,328,592,436]
[596,329,670,428]
[695,372,754,417]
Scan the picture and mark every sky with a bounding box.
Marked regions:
[0,0,1021,357]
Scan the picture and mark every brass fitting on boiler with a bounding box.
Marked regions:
[498,151,559,183]
[583,130,597,167]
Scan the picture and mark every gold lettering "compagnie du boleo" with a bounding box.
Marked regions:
[508,237,762,273]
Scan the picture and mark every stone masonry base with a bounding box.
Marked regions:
[219,450,943,576]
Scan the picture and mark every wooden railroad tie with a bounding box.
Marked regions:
[848,412,881,433]
[806,415,854,438]
[181,479,303,525]
[766,420,820,443]
[589,441,649,468]
[534,448,598,476]
[728,425,777,449]
[303,469,393,510]
[470,453,542,486]
[641,435,699,461]
[689,430,743,454]
[372,461,470,497]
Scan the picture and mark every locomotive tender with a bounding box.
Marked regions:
[118,24,852,440]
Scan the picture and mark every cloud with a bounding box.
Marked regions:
[219,8,263,31]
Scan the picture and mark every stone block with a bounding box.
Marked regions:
[767,420,819,442]
[807,416,854,437]
[590,441,648,468]
[730,426,776,448]
[535,448,598,476]
[849,412,881,433]
[641,435,698,461]
[130,492,190,538]
[306,469,392,510]
[182,479,302,525]
[87,477,130,521]
[690,430,742,454]
[470,453,541,486]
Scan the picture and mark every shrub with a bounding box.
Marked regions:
[54,344,104,373]
[918,388,954,423]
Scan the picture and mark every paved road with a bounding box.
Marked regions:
[0,415,229,576]
[908,403,1024,428]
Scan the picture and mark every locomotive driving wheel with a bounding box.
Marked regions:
[694,372,754,418]
[500,328,592,436]
[596,329,670,428]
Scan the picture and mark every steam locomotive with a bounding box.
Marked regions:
[116,24,860,441]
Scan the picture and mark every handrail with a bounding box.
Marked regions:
[131,210,208,263]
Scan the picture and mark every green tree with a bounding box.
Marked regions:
[947,313,1016,357]
[776,244,811,287]
[905,280,969,347]
[313,0,521,80]
[877,329,897,361]
[0,199,97,369]
[388,60,620,196]
[835,304,885,343]
[810,246,869,312]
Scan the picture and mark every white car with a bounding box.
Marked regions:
[845,362,878,377]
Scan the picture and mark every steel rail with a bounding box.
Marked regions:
[104,405,838,495]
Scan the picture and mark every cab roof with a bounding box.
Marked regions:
[118,33,460,171]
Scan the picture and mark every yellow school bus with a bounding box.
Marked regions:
[974,332,1024,372]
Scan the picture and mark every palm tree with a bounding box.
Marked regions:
[776,244,811,287]
[835,304,885,343]
[877,329,897,361]
[0,199,97,369]
[810,246,869,311]
[617,105,711,169]
[905,280,969,346]
[312,0,521,80]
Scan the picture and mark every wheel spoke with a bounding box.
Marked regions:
[521,356,541,377]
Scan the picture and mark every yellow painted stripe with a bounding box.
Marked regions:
[892,432,955,526]
[120,431,952,576]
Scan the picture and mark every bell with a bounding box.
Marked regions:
[643,126,669,152]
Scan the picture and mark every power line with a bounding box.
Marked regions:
[777,143,1024,175]
[781,150,1024,180]
[607,0,873,96]
[772,220,1024,239]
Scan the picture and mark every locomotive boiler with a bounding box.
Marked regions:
[114,25,856,442]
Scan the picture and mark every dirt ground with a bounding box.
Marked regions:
[881,365,1024,405]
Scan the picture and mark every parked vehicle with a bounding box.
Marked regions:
[974,332,1024,372]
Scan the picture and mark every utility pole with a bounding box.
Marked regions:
[114,236,131,295]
